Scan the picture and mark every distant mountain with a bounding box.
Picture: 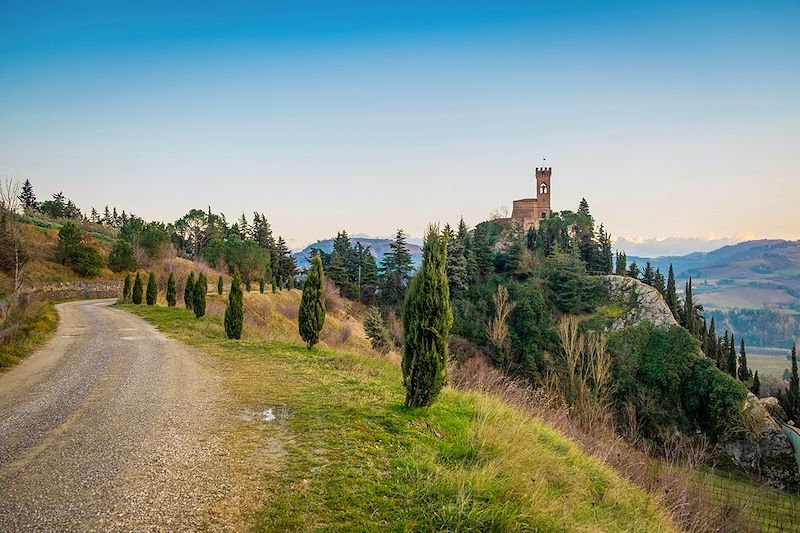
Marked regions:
[293,237,423,270]
[630,239,800,310]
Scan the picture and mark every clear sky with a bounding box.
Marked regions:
[1,1,798,252]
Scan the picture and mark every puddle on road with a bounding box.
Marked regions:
[242,405,289,424]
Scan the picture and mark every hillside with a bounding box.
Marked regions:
[293,237,422,269]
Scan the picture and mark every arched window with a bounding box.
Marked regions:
[539,183,548,195]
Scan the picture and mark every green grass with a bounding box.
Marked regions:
[0,300,59,370]
[748,354,791,380]
[124,304,673,532]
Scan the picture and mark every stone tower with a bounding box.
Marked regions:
[510,167,553,230]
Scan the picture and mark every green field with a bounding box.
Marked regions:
[748,353,792,380]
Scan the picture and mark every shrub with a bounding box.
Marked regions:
[299,255,325,349]
[108,239,138,272]
[55,222,104,277]
[132,272,143,304]
[364,307,391,354]
[166,272,177,307]
[217,275,223,295]
[402,226,452,408]
[146,272,157,305]
[193,273,207,318]
[225,271,244,339]
[259,276,265,294]
[184,272,195,309]
[122,273,131,301]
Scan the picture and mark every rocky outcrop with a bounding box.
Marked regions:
[718,393,800,489]
[603,276,677,331]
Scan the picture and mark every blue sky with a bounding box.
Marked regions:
[1,1,798,252]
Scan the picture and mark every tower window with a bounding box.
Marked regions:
[539,183,548,195]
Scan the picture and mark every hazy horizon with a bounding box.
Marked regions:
[2,1,798,251]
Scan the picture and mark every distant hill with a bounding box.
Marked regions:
[293,237,423,270]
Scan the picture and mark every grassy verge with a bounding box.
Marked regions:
[0,300,59,370]
[124,303,673,532]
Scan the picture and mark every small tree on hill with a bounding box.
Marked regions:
[402,225,452,408]
[751,370,760,397]
[737,339,750,382]
[244,273,252,292]
[666,265,678,318]
[122,273,131,301]
[299,254,325,349]
[259,276,265,294]
[132,272,143,304]
[225,271,244,339]
[193,273,207,318]
[184,272,195,309]
[217,275,223,295]
[781,344,800,420]
[364,307,391,354]
[146,272,157,305]
[166,272,177,307]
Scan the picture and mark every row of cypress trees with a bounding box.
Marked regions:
[122,271,162,306]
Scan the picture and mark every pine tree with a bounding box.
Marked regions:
[642,262,655,286]
[751,371,760,396]
[193,273,207,318]
[627,261,640,279]
[299,254,325,349]
[666,265,678,318]
[259,276,265,294]
[615,251,627,276]
[402,226,452,408]
[132,272,143,304]
[653,268,666,296]
[597,225,613,274]
[244,273,252,292]
[737,338,750,382]
[364,307,391,354]
[146,272,157,305]
[727,333,737,377]
[184,272,195,309]
[166,272,177,307]
[19,179,37,210]
[122,273,131,301]
[444,224,468,297]
[224,271,244,340]
[217,275,224,295]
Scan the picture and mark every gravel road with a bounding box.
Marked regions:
[0,299,248,532]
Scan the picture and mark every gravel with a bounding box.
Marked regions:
[0,300,245,532]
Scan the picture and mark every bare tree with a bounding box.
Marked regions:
[0,178,28,293]
[487,285,517,366]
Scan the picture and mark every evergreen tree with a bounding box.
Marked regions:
[244,273,252,292]
[783,344,800,419]
[642,262,655,286]
[615,251,627,276]
[132,272,143,304]
[166,272,177,307]
[146,272,157,305]
[597,225,613,274]
[184,272,195,309]
[122,273,131,301]
[727,333,737,377]
[737,338,750,382]
[653,268,666,296]
[299,254,326,349]
[719,331,730,370]
[627,261,640,279]
[471,224,494,279]
[683,278,696,335]
[402,226,452,408]
[224,271,244,340]
[666,265,678,318]
[364,307,391,354]
[259,276,265,293]
[751,371,760,397]
[380,229,414,279]
[193,273,207,318]
[18,179,37,210]
[444,224,468,296]
[217,275,224,295]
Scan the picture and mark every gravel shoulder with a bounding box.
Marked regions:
[0,299,265,532]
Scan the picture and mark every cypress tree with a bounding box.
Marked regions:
[217,275,224,295]
[193,273,207,318]
[132,272,143,304]
[271,276,277,294]
[737,338,750,382]
[245,273,252,292]
[642,262,655,286]
[364,307,391,354]
[751,371,760,397]
[146,272,157,306]
[666,265,678,318]
[166,272,177,307]
[122,273,131,301]
[299,254,326,349]
[402,226,453,408]
[789,344,799,418]
[653,268,666,296]
[224,270,244,339]
[727,333,737,377]
[184,272,195,309]
[259,276,265,294]
[683,278,696,335]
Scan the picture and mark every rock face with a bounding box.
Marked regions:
[718,393,800,489]
[603,276,677,331]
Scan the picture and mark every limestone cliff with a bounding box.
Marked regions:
[603,275,677,331]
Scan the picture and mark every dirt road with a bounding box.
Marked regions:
[0,300,247,531]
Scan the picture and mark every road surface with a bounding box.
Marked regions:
[0,299,238,531]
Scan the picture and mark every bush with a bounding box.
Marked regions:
[132,272,143,304]
[108,239,138,272]
[193,273,207,318]
[55,222,104,277]
[541,250,604,314]
[146,272,157,305]
[364,307,391,354]
[166,272,177,307]
[225,271,244,339]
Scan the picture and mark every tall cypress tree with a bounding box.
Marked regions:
[727,333,737,377]
[166,272,177,307]
[653,268,666,296]
[751,371,760,397]
[217,275,224,295]
[259,276,265,294]
[132,272,143,304]
[122,273,131,301]
[299,254,326,349]
[737,338,750,382]
[193,273,207,318]
[402,226,453,408]
[789,344,799,418]
[683,278,696,335]
[666,265,678,318]
[184,272,195,309]
[225,270,244,340]
[146,272,158,306]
